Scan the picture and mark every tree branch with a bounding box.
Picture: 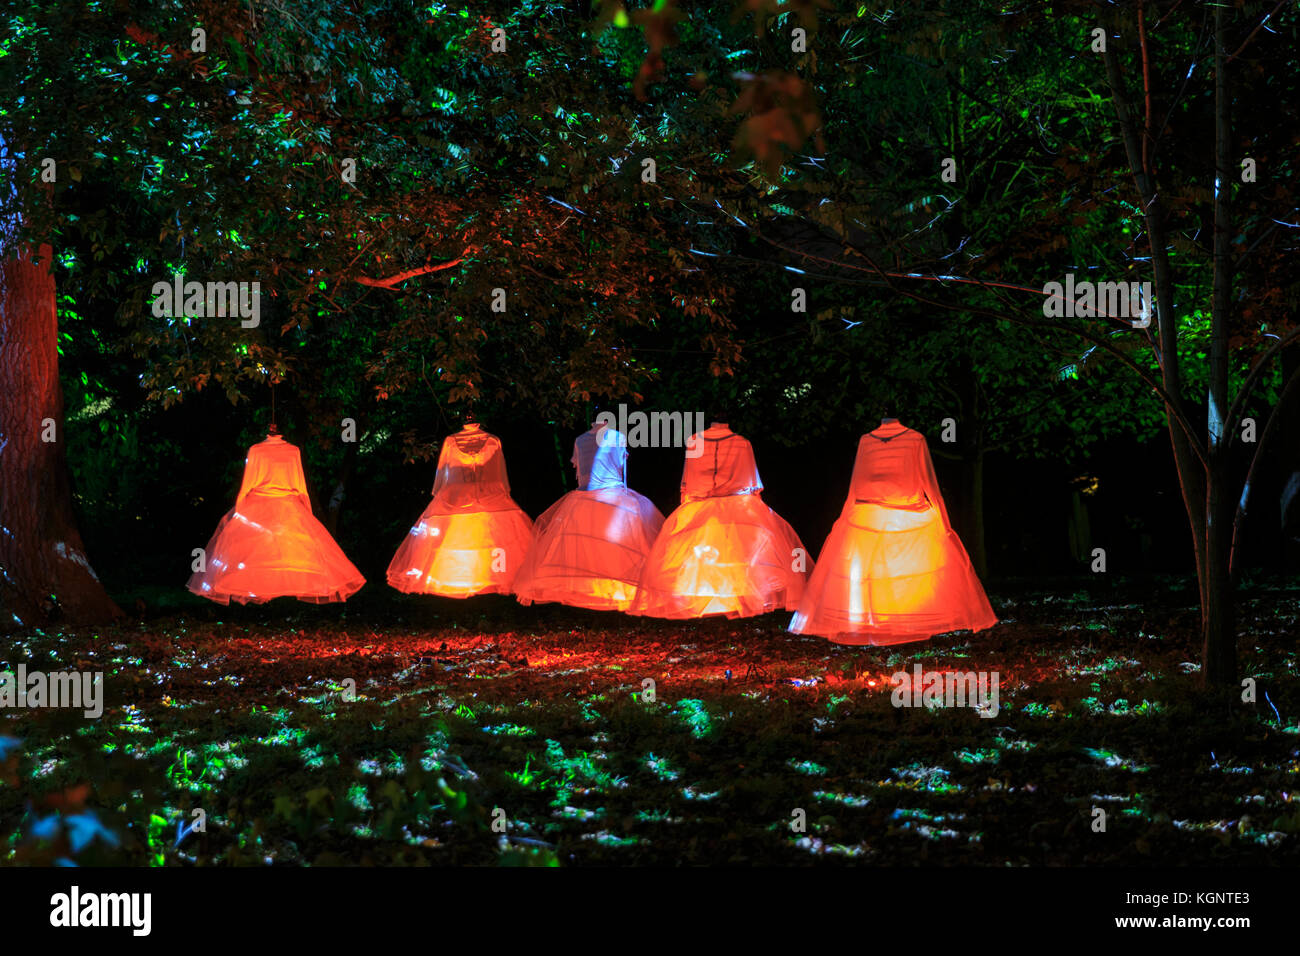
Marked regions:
[743,223,1210,466]
[353,253,468,289]
[1225,324,1300,445]
[1226,0,1290,63]
[1230,362,1300,581]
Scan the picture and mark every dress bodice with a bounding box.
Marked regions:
[236,435,310,503]
[574,425,628,491]
[848,421,950,524]
[680,424,763,502]
[431,424,514,508]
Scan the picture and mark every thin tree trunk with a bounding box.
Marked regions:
[1202,1,1236,686]
[325,440,359,536]
[1105,20,1220,679]
[1281,348,1300,571]
[966,450,988,579]
[1204,470,1236,683]
[956,352,987,578]
[1228,363,1300,587]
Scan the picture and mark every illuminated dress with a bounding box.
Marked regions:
[386,423,534,597]
[514,424,665,612]
[187,433,365,604]
[789,420,997,643]
[632,423,810,618]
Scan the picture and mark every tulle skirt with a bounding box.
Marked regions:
[632,494,810,619]
[186,493,365,604]
[789,501,996,643]
[386,497,534,597]
[514,487,665,611]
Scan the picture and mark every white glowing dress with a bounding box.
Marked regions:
[513,425,665,611]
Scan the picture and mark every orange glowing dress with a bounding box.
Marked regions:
[186,434,365,604]
[513,425,665,611]
[789,421,997,643]
[632,423,810,619]
[386,423,534,597]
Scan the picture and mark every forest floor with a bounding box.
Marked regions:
[3,576,1299,866]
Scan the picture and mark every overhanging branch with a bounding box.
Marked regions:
[353,253,467,289]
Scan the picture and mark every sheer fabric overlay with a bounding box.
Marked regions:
[789,421,997,643]
[386,424,535,597]
[514,425,666,611]
[632,425,810,619]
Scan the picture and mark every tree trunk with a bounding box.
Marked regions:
[965,449,988,579]
[1202,468,1237,684]
[1201,0,1236,687]
[1280,313,1300,571]
[0,244,122,629]
[956,352,987,578]
[325,439,359,536]
[1104,14,1235,687]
